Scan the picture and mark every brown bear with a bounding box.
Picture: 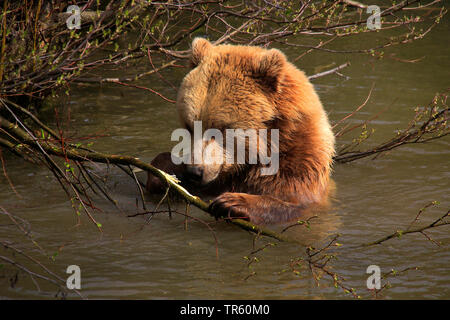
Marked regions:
[147,38,335,225]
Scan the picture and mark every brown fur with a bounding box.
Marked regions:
[147,38,335,225]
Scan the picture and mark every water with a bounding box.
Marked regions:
[0,14,448,299]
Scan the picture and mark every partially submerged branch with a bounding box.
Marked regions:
[0,105,297,243]
[0,0,446,248]
[334,91,449,163]
[361,204,449,247]
[0,86,449,242]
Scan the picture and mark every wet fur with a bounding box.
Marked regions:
[147,38,335,225]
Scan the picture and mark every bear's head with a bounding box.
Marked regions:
[176,38,286,185]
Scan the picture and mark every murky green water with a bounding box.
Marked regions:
[0,14,449,299]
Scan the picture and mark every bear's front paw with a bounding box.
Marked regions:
[209,192,253,221]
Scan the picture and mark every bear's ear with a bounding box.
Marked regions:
[191,37,212,67]
[253,49,286,92]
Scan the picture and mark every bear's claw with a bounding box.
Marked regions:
[209,192,252,221]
